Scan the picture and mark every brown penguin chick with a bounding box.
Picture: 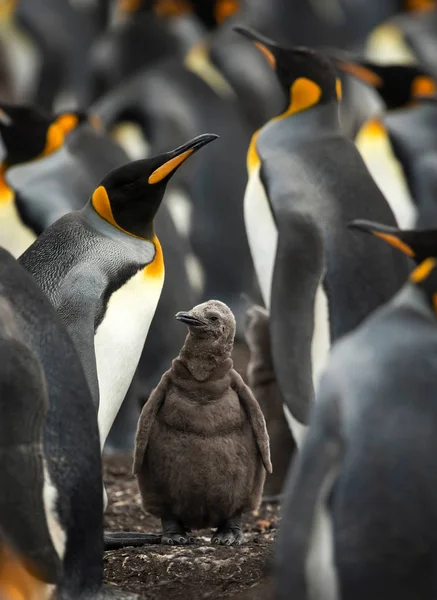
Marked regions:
[133,299,272,546]
[245,305,296,502]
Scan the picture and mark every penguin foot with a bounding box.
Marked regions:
[211,516,245,546]
[161,517,195,545]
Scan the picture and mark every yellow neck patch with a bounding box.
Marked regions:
[247,77,322,174]
[373,232,414,257]
[356,118,386,142]
[0,543,49,600]
[148,148,194,184]
[144,234,164,278]
[410,257,436,283]
[0,164,13,205]
[55,113,79,136]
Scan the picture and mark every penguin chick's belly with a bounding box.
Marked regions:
[139,420,262,529]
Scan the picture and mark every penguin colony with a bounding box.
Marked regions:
[2,0,437,599]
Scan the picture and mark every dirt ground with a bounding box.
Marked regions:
[103,454,278,599]
[103,341,279,599]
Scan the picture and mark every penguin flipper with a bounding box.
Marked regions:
[276,376,343,599]
[231,370,272,473]
[132,372,170,474]
[0,326,62,585]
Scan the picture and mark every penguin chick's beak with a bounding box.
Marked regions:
[233,25,278,69]
[148,133,219,184]
[175,312,205,327]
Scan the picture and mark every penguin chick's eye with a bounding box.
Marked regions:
[209,316,218,321]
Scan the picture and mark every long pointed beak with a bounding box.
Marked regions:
[349,219,415,258]
[148,133,219,184]
[233,25,279,68]
[175,311,205,326]
[348,219,398,236]
[327,53,383,88]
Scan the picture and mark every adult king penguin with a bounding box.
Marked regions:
[0,103,91,256]
[235,27,410,446]
[277,225,437,600]
[20,133,218,451]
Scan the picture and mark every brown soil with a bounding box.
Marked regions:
[103,453,279,600]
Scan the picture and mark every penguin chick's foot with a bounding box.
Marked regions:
[211,516,245,546]
[161,517,196,545]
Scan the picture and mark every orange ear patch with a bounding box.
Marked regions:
[154,0,191,17]
[410,257,437,283]
[92,186,119,228]
[214,0,239,24]
[338,62,383,88]
[118,0,143,12]
[405,0,435,12]
[373,232,415,257]
[254,42,276,69]
[287,78,322,116]
[41,123,64,157]
[411,75,437,97]
[148,148,194,184]
[55,113,79,136]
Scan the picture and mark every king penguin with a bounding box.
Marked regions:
[234,26,410,446]
[0,103,92,256]
[0,248,109,600]
[277,224,437,600]
[332,56,437,227]
[19,133,218,452]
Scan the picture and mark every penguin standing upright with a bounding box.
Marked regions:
[332,57,437,227]
[235,27,410,445]
[0,249,108,600]
[19,133,218,451]
[277,224,437,600]
[0,103,91,255]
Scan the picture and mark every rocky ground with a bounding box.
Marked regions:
[103,453,278,599]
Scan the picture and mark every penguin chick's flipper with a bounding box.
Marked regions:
[349,219,437,264]
[132,372,170,474]
[276,378,343,600]
[103,532,162,549]
[230,371,272,473]
[211,515,245,546]
[161,517,196,546]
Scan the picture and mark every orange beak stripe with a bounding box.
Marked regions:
[373,232,415,257]
[338,62,383,88]
[254,42,276,69]
[148,148,194,184]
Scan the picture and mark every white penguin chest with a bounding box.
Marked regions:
[0,199,37,257]
[356,122,416,228]
[94,268,164,449]
[244,165,278,310]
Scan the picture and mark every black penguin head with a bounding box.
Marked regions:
[91,133,218,239]
[0,105,93,168]
[330,54,437,109]
[234,26,340,108]
[176,299,236,343]
[350,219,437,312]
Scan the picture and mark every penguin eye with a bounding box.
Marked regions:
[209,315,218,321]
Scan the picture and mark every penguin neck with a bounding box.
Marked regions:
[179,333,234,381]
[0,164,14,205]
